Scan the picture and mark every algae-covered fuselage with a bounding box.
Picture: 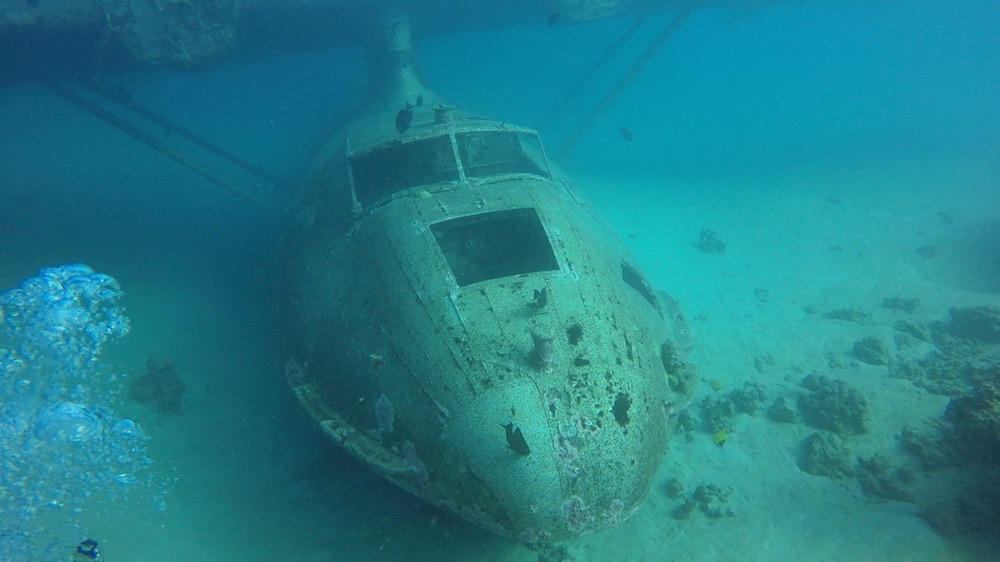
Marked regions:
[280,13,696,542]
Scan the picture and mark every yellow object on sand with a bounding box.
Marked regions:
[709,379,723,392]
[711,430,727,447]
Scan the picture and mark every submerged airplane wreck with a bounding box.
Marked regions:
[280,13,699,542]
[2,0,724,544]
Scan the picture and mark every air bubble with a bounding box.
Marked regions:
[0,264,160,555]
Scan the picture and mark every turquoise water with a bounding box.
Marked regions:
[1,1,998,560]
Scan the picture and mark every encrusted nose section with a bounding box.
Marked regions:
[284,51,695,538]
[433,367,664,541]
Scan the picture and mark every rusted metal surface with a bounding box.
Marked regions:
[1,0,774,82]
[277,13,698,540]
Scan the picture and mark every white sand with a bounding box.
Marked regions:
[551,169,997,562]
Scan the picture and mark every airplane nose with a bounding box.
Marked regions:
[439,377,565,539]
[439,364,666,541]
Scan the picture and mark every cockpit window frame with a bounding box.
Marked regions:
[430,207,562,287]
[345,123,552,213]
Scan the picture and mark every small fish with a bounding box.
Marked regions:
[415,94,423,107]
[547,13,560,26]
[529,287,548,309]
[395,102,413,134]
[619,127,633,142]
[502,422,530,456]
[74,538,100,560]
[711,430,727,448]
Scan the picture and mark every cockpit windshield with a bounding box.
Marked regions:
[348,128,550,208]
[350,135,459,206]
[456,131,549,179]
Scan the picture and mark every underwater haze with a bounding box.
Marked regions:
[1,0,999,560]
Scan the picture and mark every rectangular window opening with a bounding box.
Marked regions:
[349,136,459,206]
[431,208,559,287]
[621,262,661,313]
[456,131,550,179]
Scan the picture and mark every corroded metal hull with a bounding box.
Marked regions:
[282,95,696,540]
[0,0,711,82]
